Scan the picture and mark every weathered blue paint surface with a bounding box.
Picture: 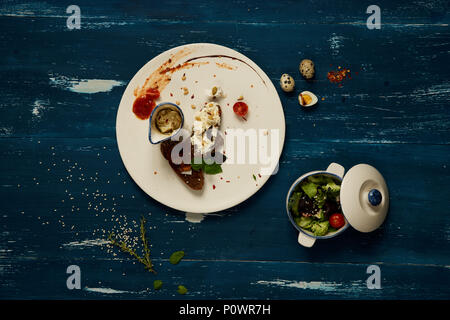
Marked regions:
[0,0,449,299]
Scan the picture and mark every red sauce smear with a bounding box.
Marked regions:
[132,88,160,120]
[159,62,204,75]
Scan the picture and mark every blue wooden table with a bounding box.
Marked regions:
[0,0,449,299]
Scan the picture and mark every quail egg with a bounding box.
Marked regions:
[299,59,315,79]
[280,74,295,92]
[298,91,318,108]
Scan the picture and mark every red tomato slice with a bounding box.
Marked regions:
[233,102,248,117]
[329,213,345,229]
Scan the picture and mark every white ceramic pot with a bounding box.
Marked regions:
[286,162,389,247]
[148,102,184,144]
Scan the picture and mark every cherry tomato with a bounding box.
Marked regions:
[329,213,345,229]
[233,102,248,117]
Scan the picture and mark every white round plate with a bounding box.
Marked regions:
[116,43,285,213]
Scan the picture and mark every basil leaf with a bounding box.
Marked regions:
[191,163,203,171]
[190,158,223,175]
[153,280,163,290]
[191,157,204,171]
[169,250,185,265]
[204,163,223,175]
[177,285,188,295]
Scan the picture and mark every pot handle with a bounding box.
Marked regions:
[298,232,316,247]
[326,162,345,178]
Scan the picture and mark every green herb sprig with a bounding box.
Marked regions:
[108,216,156,274]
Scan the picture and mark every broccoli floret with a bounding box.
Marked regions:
[311,221,330,236]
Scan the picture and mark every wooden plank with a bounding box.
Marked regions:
[1,138,448,267]
[0,18,448,143]
[1,0,448,24]
[1,258,448,299]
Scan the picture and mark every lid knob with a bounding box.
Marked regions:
[340,164,389,233]
[368,189,382,206]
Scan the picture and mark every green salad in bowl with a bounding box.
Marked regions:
[288,173,347,237]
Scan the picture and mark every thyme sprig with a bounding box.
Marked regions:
[107,216,156,274]
[140,216,152,267]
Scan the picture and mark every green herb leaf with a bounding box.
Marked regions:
[315,189,327,209]
[191,157,203,171]
[169,250,185,265]
[307,175,327,184]
[297,216,314,229]
[153,280,163,290]
[190,158,222,175]
[204,162,222,174]
[177,285,188,295]
[288,192,301,216]
[252,174,256,181]
[301,181,318,199]
[328,227,338,233]
[324,181,341,195]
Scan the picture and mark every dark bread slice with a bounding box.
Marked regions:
[160,140,204,190]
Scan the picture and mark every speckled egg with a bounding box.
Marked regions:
[299,59,315,79]
[280,74,295,92]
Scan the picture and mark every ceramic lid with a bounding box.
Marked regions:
[340,164,389,232]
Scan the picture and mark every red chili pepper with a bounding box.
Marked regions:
[327,68,352,85]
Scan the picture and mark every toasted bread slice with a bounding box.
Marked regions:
[160,140,204,190]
